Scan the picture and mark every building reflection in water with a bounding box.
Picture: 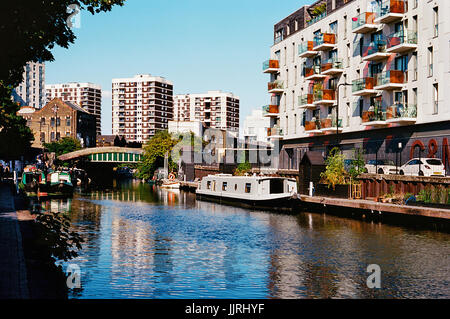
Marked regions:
[57,180,450,299]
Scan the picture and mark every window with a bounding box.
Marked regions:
[412,52,418,81]
[50,117,55,127]
[207,181,211,190]
[245,183,252,194]
[40,133,45,143]
[66,117,71,126]
[433,7,439,37]
[427,47,433,77]
[433,83,438,114]
[222,182,228,191]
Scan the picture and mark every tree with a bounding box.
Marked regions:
[0,1,125,159]
[0,0,125,88]
[0,86,34,160]
[137,131,179,180]
[320,147,347,189]
[44,137,82,157]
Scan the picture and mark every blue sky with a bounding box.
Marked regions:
[46,0,308,135]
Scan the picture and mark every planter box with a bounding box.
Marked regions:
[315,184,351,199]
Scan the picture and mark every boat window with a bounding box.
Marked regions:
[235,184,238,191]
[222,182,228,191]
[270,179,284,194]
[207,181,211,190]
[245,183,252,193]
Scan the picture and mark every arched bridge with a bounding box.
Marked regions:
[58,147,144,163]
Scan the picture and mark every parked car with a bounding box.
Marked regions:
[365,159,397,175]
[399,158,446,177]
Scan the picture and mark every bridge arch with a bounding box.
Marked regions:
[58,147,144,163]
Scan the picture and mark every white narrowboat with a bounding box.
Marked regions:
[196,174,297,210]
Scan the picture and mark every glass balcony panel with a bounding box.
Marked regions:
[262,59,280,72]
[352,12,377,31]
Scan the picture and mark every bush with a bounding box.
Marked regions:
[320,147,347,189]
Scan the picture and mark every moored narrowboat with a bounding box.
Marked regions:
[196,174,297,210]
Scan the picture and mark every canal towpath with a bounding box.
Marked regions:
[0,183,29,299]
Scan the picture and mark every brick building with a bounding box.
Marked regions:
[18,98,97,149]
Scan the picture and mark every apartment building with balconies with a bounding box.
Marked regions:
[46,82,102,136]
[173,91,240,136]
[112,74,174,144]
[263,0,450,170]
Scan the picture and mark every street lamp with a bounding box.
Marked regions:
[335,82,352,146]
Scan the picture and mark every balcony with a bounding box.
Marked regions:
[386,30,418,54]
[298,41,317,58]
[262,104,280,117]
[386,104,417,124]
[374,0,406,24]
[362,108,388,127]
[313,33,336,51]
[262,59,280,74]
[304,121,323,134]
[268,80,284,94]
[320,118,343,133]
[304,65,326,81]
[374,70,405,90]
[298,94,315,109]
[362,40,391,62]
[352,12,378,34]
[352,77,378,96]
[267,127,283,139]
[321,58,344,76]
[313,89,337,106]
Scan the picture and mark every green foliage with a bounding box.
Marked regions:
[137,130,179,180]
[348,148,366,181]
[0,0,125,87]
[320,147,347,189]
[34,212,83,262]
[417,188,433,204]
[0,85,34,159]
[44,137,82,157]
[234,162,252,176]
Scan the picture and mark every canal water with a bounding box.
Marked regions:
[44,179,449,299]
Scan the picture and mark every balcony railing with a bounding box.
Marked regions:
[268,80,284,93]
[362,107,387,125]
[352,77,376,94]
[304,65,325,80]
[386,104,417,122]
[262,59,280,73]
[306,12,327,27]
[375,70,405,89]
[313,89,336,104]
[267,127,283,137]
[387,30,418,53]
[352,12,377,33]
[362,40,390,61]
[320,118,343,131]
[299,94,315,108]
[262,104,279,116]
[313,33,336,50]
[375,0,406,23]
[305,120,321,132]
[298,41,317,58]
[321,58,344,75]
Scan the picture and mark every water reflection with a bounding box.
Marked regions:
[47,180,450,299]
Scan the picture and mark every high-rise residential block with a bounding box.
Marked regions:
[173,91,240,136]
[112,74,174,143]
[46,82,102,136]
[12,61,46,109]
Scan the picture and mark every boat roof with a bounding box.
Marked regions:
[204,174,295,181]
